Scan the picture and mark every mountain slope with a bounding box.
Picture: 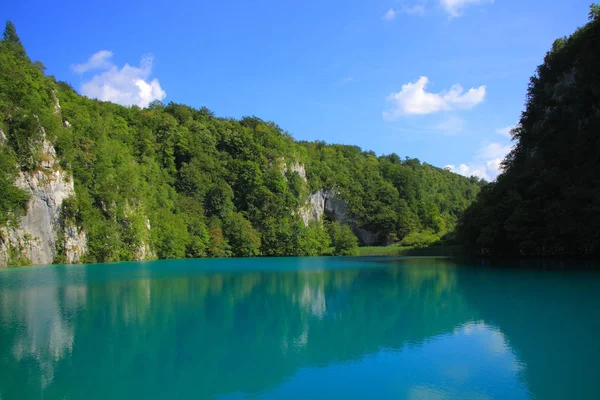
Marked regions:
[0,22,483,266]
[459,6,600,256]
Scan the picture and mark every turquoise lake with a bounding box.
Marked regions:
[1,256,599,399]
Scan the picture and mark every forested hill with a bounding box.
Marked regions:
[0,22,483,266]
[459,6,600,257]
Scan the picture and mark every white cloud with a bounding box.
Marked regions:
[485,158,504,178]
[445,163,489,180]
[383,76,485,119]
[383,8,397,21]
[72,50,114,73]
[440,0,494,18]
[445,141,512,181]
[477,142,512,160]
[77,52,166,108]
[496,125,515,138]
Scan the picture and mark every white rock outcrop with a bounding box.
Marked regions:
[300,189,349,226]
[0,129,87,267]
[288,162,307,181]
[134,219,155,261]
[300,189,378,245]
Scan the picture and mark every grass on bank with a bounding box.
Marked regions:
[357,245,462,257]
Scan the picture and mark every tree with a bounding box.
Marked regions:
[223,212,261,257]
[0,20,485,265]
[3,21,20,45]
[327,222,359,256]
[458,7,600,256]
[297,221,331,256]
[590,3,600,20]
[2,21,25,58]
[207,219,231,258]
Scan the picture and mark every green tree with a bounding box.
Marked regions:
[327,222,359,256]
[207,219,231,258]
[0,21,484,264]
[458,7,600,256]
[297,221,331,256]
[223,212,261,257]
[2,21,25,58]
[589,3,600,20]
[0,149,29,226]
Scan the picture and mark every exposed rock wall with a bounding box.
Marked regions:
[299,190,330,226]
[0,130,87,267]
[300,189,378,246]
[288,162,307,181]
[133,219,155,261]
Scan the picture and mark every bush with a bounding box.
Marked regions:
[327,221,359,256]
[399,230,440,248]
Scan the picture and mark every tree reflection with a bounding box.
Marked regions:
[1,258,598,399]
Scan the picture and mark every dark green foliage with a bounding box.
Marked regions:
[223,212,261,257]
[207,220,231,258]
[302,143,483,245]
[0,21,482,261]
[3,22,21,45]
[459,6,600,256]
[590,3,600,20]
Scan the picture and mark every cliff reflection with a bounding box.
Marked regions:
[4,258,595,399]
[0,266,87,391]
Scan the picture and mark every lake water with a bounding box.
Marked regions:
[1,257,599,399]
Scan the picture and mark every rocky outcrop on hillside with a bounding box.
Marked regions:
[0,129,87,267]
[300,188,378,245]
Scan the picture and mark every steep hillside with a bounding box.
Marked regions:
[0,22,483,266]
[459,6,600,256]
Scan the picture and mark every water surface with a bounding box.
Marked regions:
[1,257,599,399]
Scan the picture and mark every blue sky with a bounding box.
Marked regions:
[2,0,592,179]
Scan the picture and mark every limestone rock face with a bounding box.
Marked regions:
[134,219,155,261]
[0,130,87,267]
[64,222,87,264]
[288,162,307,181]
[300,189,350,226]
[299,189,378,246]
[300,190,328,226]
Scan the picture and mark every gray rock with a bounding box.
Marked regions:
[288,162,307,181]
[299,189,378,245]
[0,131,87,267]
[64,222,87,264]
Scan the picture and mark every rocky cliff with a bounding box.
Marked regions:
[0,128,87,267]
[300,188,378,246]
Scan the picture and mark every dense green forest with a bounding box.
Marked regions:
[458,5,600,256]
[0,22,483,264]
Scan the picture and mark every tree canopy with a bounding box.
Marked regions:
[458,5,600,256]
[0,21,483,263]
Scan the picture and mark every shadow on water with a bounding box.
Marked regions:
[458,260,600,400]
[0,257,599,399]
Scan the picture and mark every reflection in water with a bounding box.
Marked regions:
[0,257,599,399]
[0,267,87,390]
